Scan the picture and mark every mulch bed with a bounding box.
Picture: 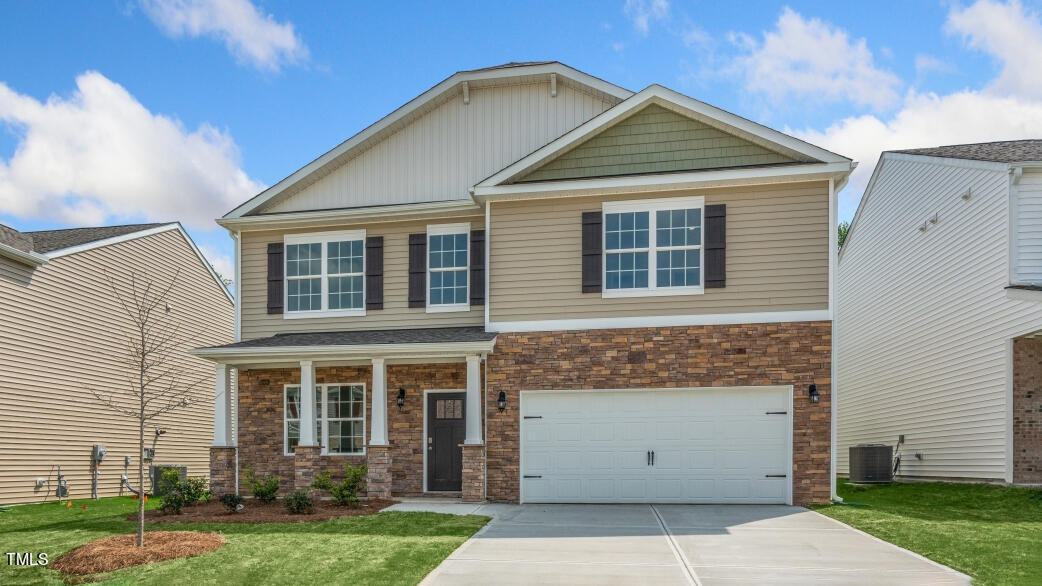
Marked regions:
[132,498,397,523]
[52,531,225,575]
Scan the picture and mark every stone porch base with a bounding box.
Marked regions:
[209,446,236,496]
[367,445,392,498]
[461,444,486,503]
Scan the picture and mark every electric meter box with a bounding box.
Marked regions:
[92,444,107,463]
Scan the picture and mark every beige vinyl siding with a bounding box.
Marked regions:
[488,181,829,322]
[837,156,1042,480]
[257,81,617,215]
[240,214,485,339]
[0,230,233,505]
[519,104,797,183]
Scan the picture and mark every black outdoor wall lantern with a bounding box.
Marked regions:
[396,387,406,410]
[808,384,820,403]
[497,391,507,411]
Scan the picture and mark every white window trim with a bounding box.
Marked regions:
[602,196,705,298]
[284,229,366,319]
[283,383,367,456]
[426,222,471,313]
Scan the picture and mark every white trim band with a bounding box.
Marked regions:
[489,309,831,333]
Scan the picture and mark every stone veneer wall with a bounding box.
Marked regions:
[484,322,833,505]
[235,363,473,496]
[1013,337,1042,484]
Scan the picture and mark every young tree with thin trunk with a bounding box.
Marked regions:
[90,270,205,547]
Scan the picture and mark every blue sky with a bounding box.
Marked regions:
[4,0,1042,287]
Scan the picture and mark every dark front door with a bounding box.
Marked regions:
[427,392,466,492]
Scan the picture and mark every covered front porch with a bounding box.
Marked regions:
[191,327,497,502]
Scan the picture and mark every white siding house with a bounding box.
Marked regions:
[837,142,1042,484]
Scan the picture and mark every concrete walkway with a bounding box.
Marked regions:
[401,503,970,586]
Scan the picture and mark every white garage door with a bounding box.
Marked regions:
[520,387,791,504]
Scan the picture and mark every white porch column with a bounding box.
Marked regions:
[464,354,482,444]
[212,364,233,446]
[370,358,388,446]
[299,360,317,446]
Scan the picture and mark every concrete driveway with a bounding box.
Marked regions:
[416,503,970,586]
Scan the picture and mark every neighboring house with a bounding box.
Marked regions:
[837,140,1042,485]
[0,222,233,504]
[193,62,853,505]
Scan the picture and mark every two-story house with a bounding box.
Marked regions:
[0,222,232,504]
[837,141,1042,485]
[193,62,854,505]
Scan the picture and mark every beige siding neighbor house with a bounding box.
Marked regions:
[837,141,1042,485]
[194,62,854,507]
[0,223,233,505]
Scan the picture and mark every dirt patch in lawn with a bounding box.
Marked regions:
[133,498,397,523]
[52,531,225,575]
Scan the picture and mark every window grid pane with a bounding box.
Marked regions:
[429,232,468,305]
[604,212,650,290]
[324,384,364,455]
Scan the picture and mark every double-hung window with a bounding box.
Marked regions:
[427,222,469,312]
[285,384,366,455]
[284,230,365,317]
[603,196,704,297]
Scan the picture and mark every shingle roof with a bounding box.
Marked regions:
[202,326,497,350]
[0,223,34,253]
[24,223,166,253]
[892,140,1042,163]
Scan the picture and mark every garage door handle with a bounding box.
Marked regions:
[523,475,542,479]
[647,451,651,465]
[523,416,542,419]
[651,450,655,466]
[766,411,788,415]
[765,474,787,478]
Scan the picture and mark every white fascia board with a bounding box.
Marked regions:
[488,309,831,333]
[477,85,850,189]
[218,200,482,231]
[46,223,234,304]
[0,243,48,267]
[473,161,855,202]
[223,63,632,220]
[190,339,497,364]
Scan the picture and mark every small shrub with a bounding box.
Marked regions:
[157,470,209,514]
[179,476,209,503]
[284,490,315,514]
[312,462,368,506]
[243,464,280,503]
[220,493,244,513]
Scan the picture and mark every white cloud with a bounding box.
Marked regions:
[0,71,264,229]
[794,0,1042,213]
[624,0,670,36]
[797,90,1042,206]
[914,54,953,76]
[947,0,1042,98]
[727,8,901,110]
[139,0,308,72]
[199,243,234,284]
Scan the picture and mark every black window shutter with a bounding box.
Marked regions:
[408,233,427,308]
[365,236,383,310]
[266,242,284,314]
[581,211,602,293]
[705,204,726,288]
[470,229,485,306]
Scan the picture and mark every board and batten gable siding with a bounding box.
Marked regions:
[1014,169,1042,285]
[487,181,829,323]
[836,156,1042,481]
[519,104,797,183]
[256,81,617,215]
[240,214,484,339]
[0,229,233,505]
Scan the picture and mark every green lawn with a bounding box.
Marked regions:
[0,497,488,585]
[816,479,1042,586]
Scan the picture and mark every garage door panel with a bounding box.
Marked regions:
[521,388,791,504]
